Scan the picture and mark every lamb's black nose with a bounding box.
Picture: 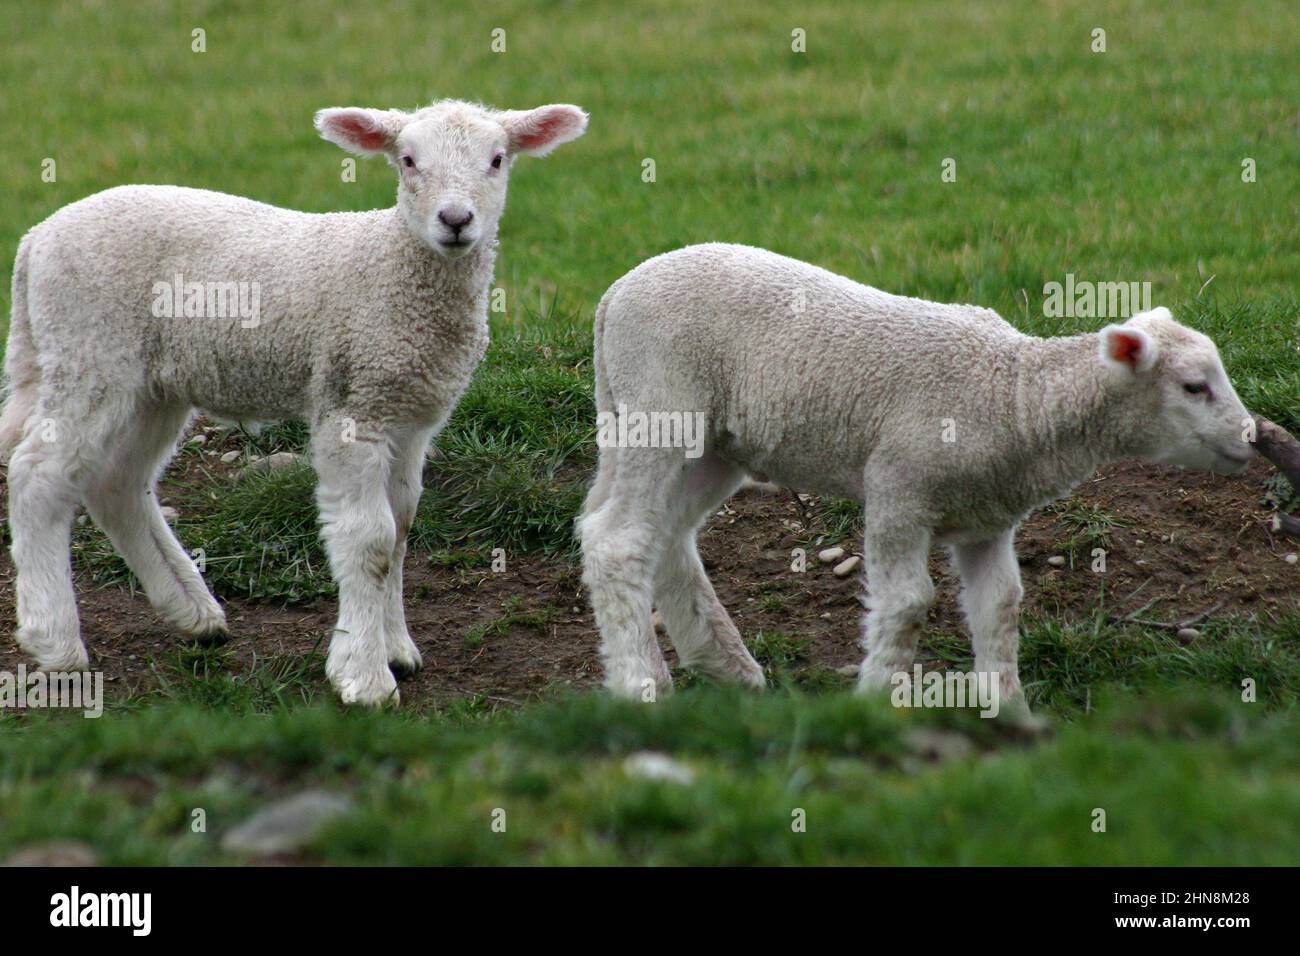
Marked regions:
[437,206,474,233]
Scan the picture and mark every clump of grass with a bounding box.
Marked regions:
[1048,498,1129,561]
[744,630,809,688]
[1018,611,1300,715]
[74,462,330,604]
[140,642,328,712]
[805,497,863,542]
[465,596,559,649]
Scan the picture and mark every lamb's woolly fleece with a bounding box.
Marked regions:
[5,184,492,433]
[580,243,1253,704]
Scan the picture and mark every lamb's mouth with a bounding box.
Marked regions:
[435,237,476,257]
[1213,448,1253,474]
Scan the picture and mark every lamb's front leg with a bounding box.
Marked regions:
[951,529,1026,707]
[856,522,935,694]
[381,425,436,678]
[312,419,399,706]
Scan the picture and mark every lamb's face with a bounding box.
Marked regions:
[393,106,511,258]
[1101,308,1255,475]
[315,100,587,260]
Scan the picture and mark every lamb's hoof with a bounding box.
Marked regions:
[331,671,400,708]
[689,656,767,690]
[33,645,91,673]
[17,625,90,672]
[386,636,424,679]
[605,667,673,703]
[993,697,1051,736]
[855,664,903,696]
[190,627,231,649]
[388,656,423,680]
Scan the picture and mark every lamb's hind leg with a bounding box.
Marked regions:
[8,413,91,670]
[952,529,1026,707]
[311,416,398,706]
[578,447,675,700]
[382,425,435,678]
[83,403,226,642]
[653,455,764,687]
[856,520,935,694]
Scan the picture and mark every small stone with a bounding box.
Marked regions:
[1286,554,1298,565]
[186,434,208,447]
[3,840,99,867]
[241,451,303,476]
[820,612,832,620]
[833,555,862,578]
[75,514,89,526]
[1047,555,1066,567]
[818,546,845,564]
[220,450,241,464]
[1135,539,1144,546]
[623,751,694,785]
[1176,627,1200,643]
[221,791,352,857]
[159,506,180,521]
[835,663,860,677]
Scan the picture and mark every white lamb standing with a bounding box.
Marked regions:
[1,99,587,706]
[579,243,1256,705]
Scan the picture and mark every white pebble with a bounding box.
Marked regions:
[1047,555,1066,567]
[1176,627,1200,641]
[1286,554,1298,565]
[623,752,694,785]
[220,450,241,464]
[833,555,862,577]
[818,546,845,564]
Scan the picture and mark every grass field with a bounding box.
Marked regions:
[1,0,1298,865]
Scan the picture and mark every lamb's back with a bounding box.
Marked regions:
[601,243,1024,496]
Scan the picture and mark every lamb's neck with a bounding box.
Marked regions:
[384,208,498,307]
[1011,333,1146,492]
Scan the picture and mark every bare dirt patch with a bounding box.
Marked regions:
[0,459,1296,706]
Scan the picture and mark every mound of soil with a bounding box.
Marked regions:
[0,458,1296,707]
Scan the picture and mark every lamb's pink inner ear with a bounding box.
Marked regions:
[328,112,390,151]
[1107,329,1146,367]
[507,106,587,155]
[515,112,568,151]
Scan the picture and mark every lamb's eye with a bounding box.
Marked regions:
[490,153,503,170]
[402,155,415,168]
[1183,382,1211,397]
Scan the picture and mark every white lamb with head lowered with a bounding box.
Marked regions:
[1,99,587,706]
[579,243,1255,704]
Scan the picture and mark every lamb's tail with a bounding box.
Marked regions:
[0,234,41,462]
[578,284,621,527]
[591,283,617,418]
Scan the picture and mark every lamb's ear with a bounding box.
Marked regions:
[314,108,407,156]
[1099,324,1159,374]
[498,104,588,157]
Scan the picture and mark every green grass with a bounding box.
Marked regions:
[2,686,1297,865]
[1,0,1298,864]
